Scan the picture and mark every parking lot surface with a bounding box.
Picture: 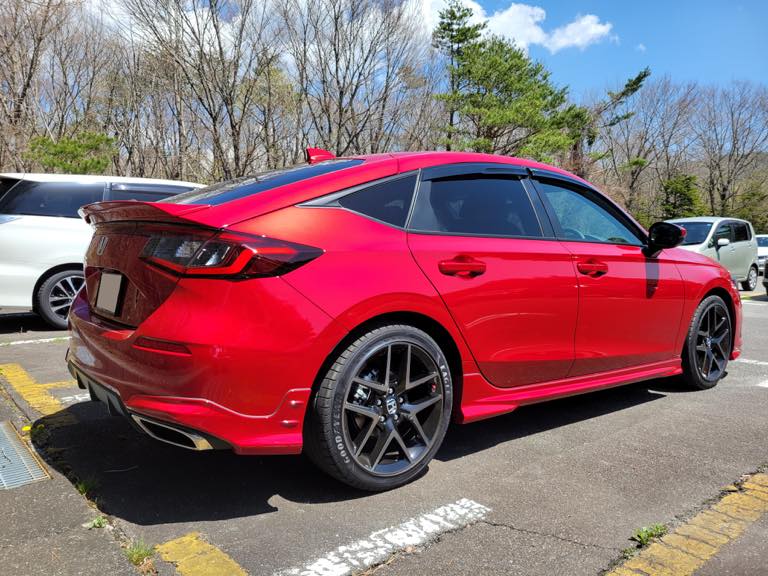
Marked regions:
[0,288,767,575]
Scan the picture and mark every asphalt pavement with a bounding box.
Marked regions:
[0,287,766,575]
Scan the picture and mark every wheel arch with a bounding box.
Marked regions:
[32,263,84,311]
[308,311,466,424]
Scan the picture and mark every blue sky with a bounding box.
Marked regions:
[426,0,768,101]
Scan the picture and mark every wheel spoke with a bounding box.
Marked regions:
[368,426,395,469]
[352,376,387,394]
[353,418,379,456]
[406,372,438,391]
[402,393,441,416]
[392,428,412,462]
[407,414,431,445]
[384,345,392,390]
[344,401,380,420]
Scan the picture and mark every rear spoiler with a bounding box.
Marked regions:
[79,201,211,226]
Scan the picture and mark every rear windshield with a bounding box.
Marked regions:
[166,159,364,206]
[0,180,104,218]
[675,221,713,245]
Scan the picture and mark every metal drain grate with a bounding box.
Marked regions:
[0,421,48,489]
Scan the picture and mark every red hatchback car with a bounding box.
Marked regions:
[67,151,742,491]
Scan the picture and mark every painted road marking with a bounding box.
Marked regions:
[0,363,77,424]
[60,393,91,404]
[156,532,247,576]
[0,336,70,347]
[734,358,768,367]
[606,473,768,576]
[279,498,491,576]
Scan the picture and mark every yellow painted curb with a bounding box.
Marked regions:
[156,532,247,576]
[606,472,768,576]
[0,363,77,424]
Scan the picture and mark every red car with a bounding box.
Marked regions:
[67,150,742,491]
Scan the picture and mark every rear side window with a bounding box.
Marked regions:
[0,181,104,218]
[733,222,750,242]
[166,160,363,206]
[338,174,416,227]
[409,176,542,237]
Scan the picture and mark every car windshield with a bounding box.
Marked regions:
[758,236,768,248]
[676,221,714,245]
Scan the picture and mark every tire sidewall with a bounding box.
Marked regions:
[36,269,83,329]
[326,326,453,490]
[683,295,731,389]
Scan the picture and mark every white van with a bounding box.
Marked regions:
[0,173,203,328]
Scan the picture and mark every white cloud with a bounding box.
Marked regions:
[420,1,615,54]
[635,43,647,52]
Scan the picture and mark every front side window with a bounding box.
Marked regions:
[712,223,732,245]
[732,222,750,242]
[409,176,542,237]
[338,174,417,227]
[536,181,642,245]
[0,181,104,218]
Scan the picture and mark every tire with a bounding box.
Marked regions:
[741,266,758,291]
[305,324,453,491]
[681,295,732,390]
[35,269,84,329]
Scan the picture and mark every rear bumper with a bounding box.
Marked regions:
[67,275,348,455]
[68,360,309,454]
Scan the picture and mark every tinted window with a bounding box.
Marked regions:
[166,160,363,206]
[110,183,196,202]
[409,176,541,237]
[758,237,768,248]
[676,222,713,245]
[0,177,20,198]
[110,190,173,202]
[733,222,750,242]
[338,174,416,227]
[0,181,104,218]
[537,181,642,245]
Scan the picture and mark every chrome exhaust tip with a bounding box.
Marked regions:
[131,415,213,451]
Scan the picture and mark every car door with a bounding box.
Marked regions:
[731,221,755,279]
[407,164,578,388]
[709,222,740,278]
[530,176,685,377]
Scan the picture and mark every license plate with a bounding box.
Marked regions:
[95,272,123,315]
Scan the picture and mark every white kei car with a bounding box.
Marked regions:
[0,173,203,328]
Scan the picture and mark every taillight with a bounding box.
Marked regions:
[140,231,322,278]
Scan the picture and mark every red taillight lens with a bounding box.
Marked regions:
[140,231,322,278]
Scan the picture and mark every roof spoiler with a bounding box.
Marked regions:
[305,147,336,164]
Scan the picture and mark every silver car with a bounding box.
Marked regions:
[668,217,759,291]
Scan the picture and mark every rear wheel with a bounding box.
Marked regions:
[741,266,758,291]
[681,295,731,390]
[305,324,452,491]
[35,269,84,329]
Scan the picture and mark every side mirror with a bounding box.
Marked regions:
[717,238,730,248]
[643,222,686,258]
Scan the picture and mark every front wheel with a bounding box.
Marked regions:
[305,324,453,491]
[741,266,758,291]
[35,269,84,329]
[681,295,732,390]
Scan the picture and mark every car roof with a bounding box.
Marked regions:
[668,216,747,224]
[0,173,203,188]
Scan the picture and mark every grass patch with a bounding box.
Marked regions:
[124,540,154,566]
[631,523,668,547]
[74,477,99,497]
[83,516,107,529]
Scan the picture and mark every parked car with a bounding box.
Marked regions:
[0,173,202,328]
[667,217,759,291]
[67,150,742,491]
[757,234,768,275]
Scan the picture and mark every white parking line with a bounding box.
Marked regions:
[735,358,768,367]
[0,336,70,347]
[278,498,491,576]
[60,393,91,404]
[758,381,768,389]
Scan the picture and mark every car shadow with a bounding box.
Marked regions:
[0,312,60,335]
[34,379,673,526]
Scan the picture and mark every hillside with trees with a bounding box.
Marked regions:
[1,0,766,229]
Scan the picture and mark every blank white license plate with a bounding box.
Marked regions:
[95,272,123,315]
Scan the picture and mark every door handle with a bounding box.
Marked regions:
[576,260,608,277]
[438,256,486,278]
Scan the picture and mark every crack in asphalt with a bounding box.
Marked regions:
[476,519,621,551]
